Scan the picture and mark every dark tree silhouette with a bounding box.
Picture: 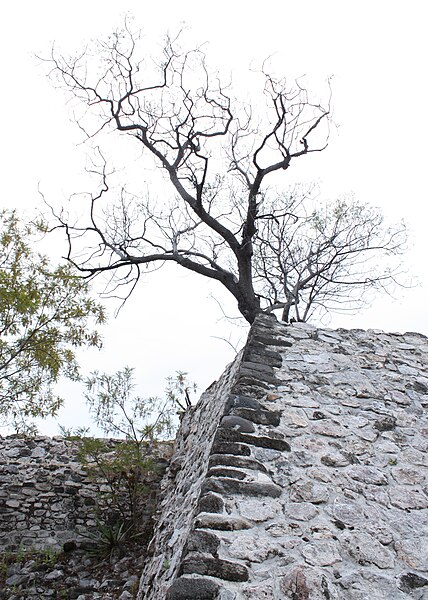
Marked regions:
[43,25,406,324]
[253,189,407,322]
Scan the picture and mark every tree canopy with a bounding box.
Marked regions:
[43,25,407,325]
[0,210,105,430]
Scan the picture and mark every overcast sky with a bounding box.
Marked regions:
[1,0,427,435]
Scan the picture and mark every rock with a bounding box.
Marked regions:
[166,577,220,600]
[389,488,428,510]
[195,513,252,531]
[286,502,319,521]
[184,530,221,556]
[198,492,225,513]
[281,566,340,600]
[289,480,330,504]
[341,532,395,569]
[239,499,282,522]
[395,538,428,570]
[301,540,342,566]
[346,465,388,485]
[209,453,268,473]
[180,555,249,581]
[230,407,281,426]
[220,415,256,433]
[203,476,282,498]
[399,572,428,592]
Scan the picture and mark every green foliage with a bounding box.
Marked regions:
[82,518,142,560]
[78,436,154,529]
[83,367,195,443]
[73,369,196,546]
[0,210,105,430]
[166,370,198,412]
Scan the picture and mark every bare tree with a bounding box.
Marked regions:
[253,189,408,322]
[41,25,405,325]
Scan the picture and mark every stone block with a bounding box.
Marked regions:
[209,454,268,473]
[166,577,220,600]
[220,415,255,433]
[180,555,249,581]
[230,407,281,426]
[195,513,252,531]
[214,428,290,452]
[184,530,221,556]
[202,476,282,498]
[198,492,224,514]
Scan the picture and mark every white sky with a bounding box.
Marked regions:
[1,0,427,435]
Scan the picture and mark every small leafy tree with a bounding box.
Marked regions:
[0,210,105,431]
[74,368,196,546]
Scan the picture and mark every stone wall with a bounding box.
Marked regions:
[139,314,428,600]
[0,436,172,551]
[1,314,428,599]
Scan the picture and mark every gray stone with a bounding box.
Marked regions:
[289,480,330,504]
[184,530,221,555]
[203,476,282,498]
[280,566,340,600]
[220,415,255,433]
[286,502,319,521]
[399,572,428,592]
[311,420,347,438]
[395,538,428,570]
[214,428,291,452]
[341,532,395,569]
[389,488,428,510]
[346,465,388,485]
[180,555,249,581]
[166,577,220,600]
[301,540,342,566]
[195,513,252,531]
[239,499,282,522]
[198,492,224,513]
[230,407,281,426]
[211,442,251,456]
[209,453,268,473]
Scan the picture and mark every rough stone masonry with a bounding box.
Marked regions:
[139,313,428,600]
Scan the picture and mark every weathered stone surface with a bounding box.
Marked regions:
[184,530,221,556]
[220,415,256,433]
[0,436,171,552]
[238,499,282,522]
[289,480,330,504]
[214,427,291,452]
[225,394,263,411]
[195,513,252,531]
[203,476,282,498]
[198,492,224,514]
[209,453,268,473]
[230,406,281,426]
[346,465,388,485]
[180,555,249,581]
[207,467,247,480]
[227,531,288,562]
[395,538,428,570]
[301,540,342,566]
[311,420,348,438]
[389,488,428,510]
[341,532,395,569]
[399,572,428,592]
[286,502,319,521]
[166,577,220,600]
[5,314,427,600]
[211,442,251,456]
[280,566,340,600]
